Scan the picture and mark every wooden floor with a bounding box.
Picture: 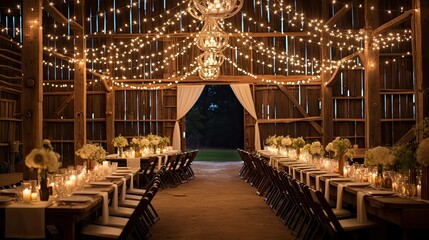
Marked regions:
[150,161,293,240]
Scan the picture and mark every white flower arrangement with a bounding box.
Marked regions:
[280,136,292,147]
[326,137,353,160]
[25,147,60,173]
[309,141,324,157]
[416,138,429,167]
[130,136,150,148]
[112,135,129,148]
[75,143,107,163]
[265,135,278,147]
[292,137,306,150]
[364,146,396,166]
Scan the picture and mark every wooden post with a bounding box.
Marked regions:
[364,0,381,148]
[74,2,87,166]
[21,0,43,180]
[413,0,429,199]
[106,36,115,154]
[106,88,115,154]
[321,0,333,146]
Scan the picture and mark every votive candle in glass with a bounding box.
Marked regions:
[23,188,31,202]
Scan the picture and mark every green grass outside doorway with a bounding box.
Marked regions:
[188,149,241,162]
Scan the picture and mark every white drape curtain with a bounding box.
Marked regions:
[173,85,205,150]
[230,84,261,150]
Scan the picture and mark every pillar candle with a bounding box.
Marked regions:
[23,188,31,202]
[417,184,422,198]
[31,192,38,201]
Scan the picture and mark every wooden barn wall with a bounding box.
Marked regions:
[0,0,420,166]
[0,1,22,170]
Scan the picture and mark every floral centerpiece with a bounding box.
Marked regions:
[265,135,279,149]
[75,143,107,166]
[280,135,293,148]
[159,136,171,149]
[130,136,150,157]
[326,137,353,175]
[364,146,396,167]
[416,138,429,167]
[147,134,161,152]
[25,139,60,201]
[417,138,429,200]
[112,134,128,157]
[392,143,419,172]
[309,141,325,158]
[292,137,306,159]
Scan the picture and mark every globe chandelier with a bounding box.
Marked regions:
[195,18,229,52]
[197,51,225,80]
[188,0,244,20]
[189,0,243,80]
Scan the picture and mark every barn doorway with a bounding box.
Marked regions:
[186,85,244,161]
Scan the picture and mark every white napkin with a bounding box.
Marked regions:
[305,170,327,185]
[128,173,134,190]
[110,183,119,210]
[269,156,274,167]
[336,183,346,210]
[98,192,109,224]
[5,201,51,239]
[120,178,127,202]
[316,174,340,191]
[126,158,140,169]
[357,191,368,223]
[157,156,163,171]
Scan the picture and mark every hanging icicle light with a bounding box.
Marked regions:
[195,18,229,52]
[188,0,244,20]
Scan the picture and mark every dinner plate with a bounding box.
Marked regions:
[329,178,353,182]
[59,196,93,203]
[89,181,113,186]
[73,190,100,195]
[117,167,131,170]
[365,190,396,196]
[105,176,124,179]
[0,195,13,203]
[345,182,372,187]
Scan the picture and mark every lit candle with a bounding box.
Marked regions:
[102,161,109,172]
[392,182,398,192]
[343,167,348,177]
[417,184,422,198]
[23,188,31,202]
[156,148,161,154]
[31,192,38,201]
[70,175,77,188]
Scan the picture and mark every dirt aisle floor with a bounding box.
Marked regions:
[150,161,293,240]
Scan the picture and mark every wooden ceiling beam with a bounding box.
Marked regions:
[43,3,83,31]
[373,9,413,35]
[325,5,351,27]
[325,51,362,87]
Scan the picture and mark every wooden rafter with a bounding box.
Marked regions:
[325,5,351,27]
[394,128,415,146]
[113,75,321,84]
[52,94,75,118]
[43,2,83,31]
[325,51,362,87]
[278,86,323,134]
[373,9,413,35]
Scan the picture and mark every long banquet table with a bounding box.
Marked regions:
[0,167,140,240]
[257,150,429,240]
